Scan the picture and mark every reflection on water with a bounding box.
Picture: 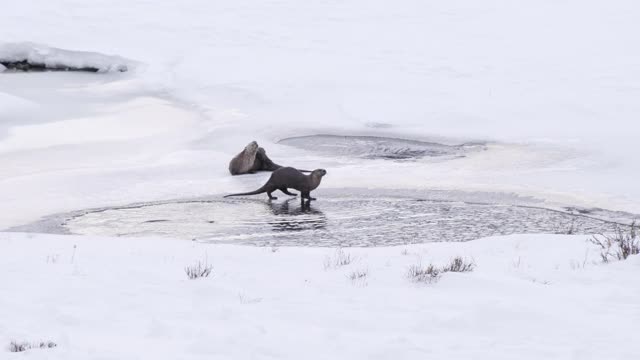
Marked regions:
[267,199,327,232]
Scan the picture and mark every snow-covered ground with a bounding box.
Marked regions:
[2,232,639,359]
[1,0,640,358]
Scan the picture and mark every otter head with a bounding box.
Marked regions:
[308,169,326,190]
[311,169,327,178]
[244,141,259,156]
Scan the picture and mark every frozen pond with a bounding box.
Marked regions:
[14,189,636,247]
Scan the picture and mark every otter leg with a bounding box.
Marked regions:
[279,187,297,196]
[301,191,316,201]
[300,191,316,203]
[267,190,278,200]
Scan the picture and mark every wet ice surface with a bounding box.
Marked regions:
[19,189,636,247]
[278,135,485,160]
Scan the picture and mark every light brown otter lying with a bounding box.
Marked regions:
[224,167,327,204]
[228,141,310,175]
[228,141,260,175]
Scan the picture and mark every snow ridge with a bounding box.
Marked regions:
[0,42,132,73]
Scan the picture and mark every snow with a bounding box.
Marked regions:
[1,0,639,358]
[0,92,36,120]
[0,42,131,72]
[1,232,639,359]
[0,97,198,153]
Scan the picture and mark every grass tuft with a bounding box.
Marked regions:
[8,341,56,353]
[324,249,354,269]
[185,260,213,279]
[407,264,442,283]
[589,223,639,263]
[442,256,476,273]
[408,256,475,284]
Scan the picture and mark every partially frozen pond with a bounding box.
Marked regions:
[278,135,485,160]
[14,189,636,247]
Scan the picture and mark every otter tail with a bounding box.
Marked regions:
[224,185,268,198]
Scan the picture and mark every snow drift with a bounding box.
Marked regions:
[0,42,131,73]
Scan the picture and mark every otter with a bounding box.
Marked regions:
[229,141,311,175]
[250,146,284,172]
[224,167,327,204]
[229,141,260,175]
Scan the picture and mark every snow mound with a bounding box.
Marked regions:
[0,42,131,73]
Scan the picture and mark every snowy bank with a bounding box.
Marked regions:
[1,232,638,359]
[0,42,131,73]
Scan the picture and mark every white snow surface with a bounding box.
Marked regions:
[1,232,639,359]
[0,42,131,72]
[1,1,640,358]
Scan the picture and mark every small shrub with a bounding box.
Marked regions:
[185,261,213,279]
[324,249,354,269]
[407,264,441,283]
[442,256,475,272]
[8,342,28,353]
[408,256,475,284]
[347,269,368,284]
[334,249,353,267]
[8,341,56,352]
[589,223,639,263]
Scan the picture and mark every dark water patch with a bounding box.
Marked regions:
[1,60,103,73]
[278,134,485,160]
[10,189,637,247]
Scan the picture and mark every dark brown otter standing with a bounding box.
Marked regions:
[229,141,310,175]
[224,167,327,204]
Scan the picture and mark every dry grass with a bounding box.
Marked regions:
[324,249,354,269]
[408,256,475,284]
[407,264,442,283]
[185,260,213,279]
[442,256,476,272]
[347,269,369,285]
[590,223,639,263]
[8,341,57,353]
